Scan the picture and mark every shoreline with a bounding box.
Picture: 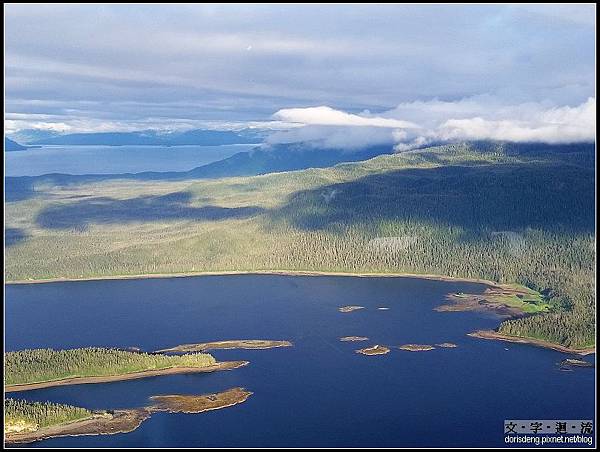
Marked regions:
[5,409,151,445]
[5,269,504,287]
[5,387,254,445]
[5,269,595,361]
[5,360,248,393]
[468,330,595,356]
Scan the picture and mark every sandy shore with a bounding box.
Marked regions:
[5,269,503,287]
[5,361,248,393]
[468,330,595,355]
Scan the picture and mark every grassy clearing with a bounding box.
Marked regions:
[491,285,551,314]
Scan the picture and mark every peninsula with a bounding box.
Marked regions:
[5,348,247,392]
[157,339,292,353]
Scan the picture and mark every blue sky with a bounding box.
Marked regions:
[4,4,596,146]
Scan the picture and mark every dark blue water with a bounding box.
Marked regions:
[5,275,595,447]
[5,144,255,176]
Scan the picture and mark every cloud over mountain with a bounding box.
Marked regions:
[268,97,595,150]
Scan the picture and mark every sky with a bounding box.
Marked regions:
[4,4,596,148]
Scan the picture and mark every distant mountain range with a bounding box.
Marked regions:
[182,144,393,179]
[7,128,268,146]
[5,143,396,202]
[5,137,28,151]
[7,129,63,144]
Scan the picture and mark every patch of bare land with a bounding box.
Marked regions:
[149,387,253,414]
[435,286,546,318]
[435,342,457,348]
[5,409,151,445]
[468,330,595,355]
[5,361,248,393]
[355,345,390,355]
[156,340,292,353]
[398,344,435,352]
[338,305,365,313]
[340,336,369,342]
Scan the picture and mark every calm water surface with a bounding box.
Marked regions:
[5,275,595,447]
[5,144,255,176]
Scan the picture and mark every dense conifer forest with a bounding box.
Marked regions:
[5,142,595,347]
[5,348,216,386]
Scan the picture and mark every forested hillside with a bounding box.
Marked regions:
[4,142,595,348]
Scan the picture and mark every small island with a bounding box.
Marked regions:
[5,347,247,392]
[339,305,366,313]
[355,345,390,355]
[340,336,369,342]
[149,387,253,414]
[157,339,292,353]
[398,344,435,352]
[559,358,594,368]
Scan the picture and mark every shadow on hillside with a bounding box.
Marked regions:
[270,163,595,233]
[36,191,264,230]
[5,228,28,247]
[5,178,37,202]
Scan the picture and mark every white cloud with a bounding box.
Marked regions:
[437,98,595,144]
[4,5,594,131]
[267,97,596,150]
[267,125,402,150]
[273,106,419,128]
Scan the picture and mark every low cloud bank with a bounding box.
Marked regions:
[268,97,595,150]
